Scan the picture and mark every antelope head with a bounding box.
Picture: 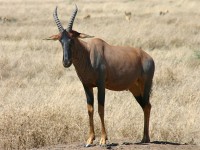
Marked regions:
[45,5,94,68]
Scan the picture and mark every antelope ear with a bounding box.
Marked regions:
[43,34,61,40]
[78,33,94,38]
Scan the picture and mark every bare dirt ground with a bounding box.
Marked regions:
[36,141,200,150]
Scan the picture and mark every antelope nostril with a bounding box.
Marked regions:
[63,60,72,68]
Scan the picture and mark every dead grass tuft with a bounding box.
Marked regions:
[155,68,179,86]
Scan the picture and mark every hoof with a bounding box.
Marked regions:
[85,144,92,147]
[85,136,95,147]
[99,136,107,146]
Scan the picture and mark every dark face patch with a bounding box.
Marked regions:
[59,30,72,68]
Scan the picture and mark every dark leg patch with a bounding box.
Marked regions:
[135,95,146,108]
[83,85,94,106]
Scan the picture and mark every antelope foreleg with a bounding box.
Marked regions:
[97,81,107,146]
[83,86,95,147]
[86,104,95,146]
[98,104,107,145]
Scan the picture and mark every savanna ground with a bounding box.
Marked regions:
[0,0,200,149]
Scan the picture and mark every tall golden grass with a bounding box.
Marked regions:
[0,0,200,149]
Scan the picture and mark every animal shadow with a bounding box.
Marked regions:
[105,143,119,149]
[134,141,184,145]
[151,141,184,145]
[87,141,185,149]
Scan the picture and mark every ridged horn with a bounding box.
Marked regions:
[53,6,64,33]
[67,4,78,32]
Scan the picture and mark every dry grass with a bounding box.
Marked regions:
[0,0,200,149]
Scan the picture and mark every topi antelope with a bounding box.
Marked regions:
[159,10,169,16]
[125,11,131,21]
[45,5,155,147]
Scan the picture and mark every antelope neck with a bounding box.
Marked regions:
[71,38,96,85]
[72,38,88,62]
